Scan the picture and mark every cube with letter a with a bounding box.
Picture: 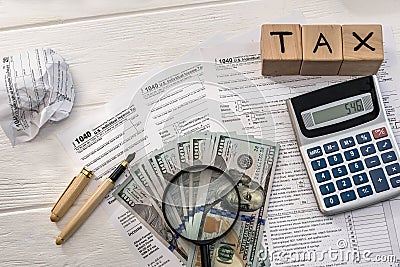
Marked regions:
[300,25,343,75]
[260,24,302,75]
[339,24,384,75]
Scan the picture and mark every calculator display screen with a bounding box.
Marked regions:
[313,99,364,125]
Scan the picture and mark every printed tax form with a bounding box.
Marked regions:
[201,27,400,266]
[59,27,400,266]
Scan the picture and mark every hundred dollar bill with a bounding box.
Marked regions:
[113,174,189,264]
[128,162,185,236]
[209,133,279,267]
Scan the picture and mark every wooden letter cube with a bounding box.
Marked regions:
[261,24,302,75]
[300,25,343,75]
[339,24,384,75]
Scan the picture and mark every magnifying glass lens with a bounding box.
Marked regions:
[162,166,240,267]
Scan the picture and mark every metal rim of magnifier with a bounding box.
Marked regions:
[161,165,241,246]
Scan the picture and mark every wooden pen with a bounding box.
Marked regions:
[55,153,135,245]
[50,167,94,222]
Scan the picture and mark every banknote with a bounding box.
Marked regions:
[115,131,279,267]
[113,174,189,263]
[209,133,279,267]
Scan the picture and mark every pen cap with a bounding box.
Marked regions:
[50,167,94,222]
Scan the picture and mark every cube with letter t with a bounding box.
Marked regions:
[300,25,343,75]
[260,24,302,75]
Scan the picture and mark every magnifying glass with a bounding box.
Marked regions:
[162,165,241,267]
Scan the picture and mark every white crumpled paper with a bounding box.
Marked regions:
[0,48,74,145]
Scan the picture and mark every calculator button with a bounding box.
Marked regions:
[315,170,331,183]
[377,139,392,151]
[327,153,343,166]
[340,137,355,149]
[365,156,380,168]
[382,151,397,163]
[360,144,376,156]
[332,165,348,178]
[372,127,388,139]
[357,185,373,198]
[340,190,357,203]
[320,182,336,195]
[336,178,352,190]
[311,158,327,171]
[385,163,400,176]
[307,146,323,159]
[390,176,400,188]
[344,149,360,161]
[356,132,372,144]
[323,142,339,154]
[370,168,390,193]
[353,173,368,185]
[348,160,364,173]
[324,195,340,208]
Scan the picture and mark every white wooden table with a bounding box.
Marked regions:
[1,0,400,265]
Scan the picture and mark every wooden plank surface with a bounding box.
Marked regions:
[0,0,244,30]
[0,0,400,265]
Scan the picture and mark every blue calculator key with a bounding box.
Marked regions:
[332,165,348,178]
[315,170,331,183]
[319,182,335,195]
[353,173,368,185]
[390,176,400,188]
[336,178,352,190]
[340,190,357,203]
[360,144,376,156]
[377,139,392,151]
[382,151,397,163]
[344,148,360,161]
[357,185,373,198]
[356,132,372,144]
[369,168,390,193]
[340,137,355,149]
[327,153,343,166]
[365,156,380,168]
[385,163,400,176]
[307,146,323,159]
[323,141,339,154]
[311,158,327,171]
[324,195,340,208]
[348,160,364,173]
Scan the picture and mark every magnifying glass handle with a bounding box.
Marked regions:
[200,245,211,267]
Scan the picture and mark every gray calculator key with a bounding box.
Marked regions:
[369,168,390,193]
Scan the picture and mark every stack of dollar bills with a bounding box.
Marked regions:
[113,131,279,266]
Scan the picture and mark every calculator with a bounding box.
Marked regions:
[287,75,400,215]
